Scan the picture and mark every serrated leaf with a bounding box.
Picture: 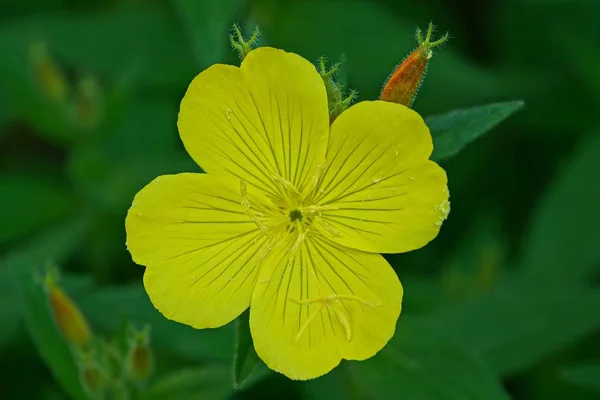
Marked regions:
[344,319,510,400]
[0,174,73,244]
[427,100,524,161]
[142,367,232,400]
[13,266,87,400]
[78,283,234,362]
[561,362,600,393]
[173,0,244,68]
[418,282,600,376]
[233,310,260,389]
[520,134,600,283]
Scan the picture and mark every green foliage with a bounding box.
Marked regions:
[346,320,511,400]
[519,134,600,283]
[303,319,509,400]
[561,362,600,393]
[428,101,524,162]
[174,0,244,68]
[233,310,260,389]
[419,282,600,376]
[142,367,232,400]
[0,173,73,244]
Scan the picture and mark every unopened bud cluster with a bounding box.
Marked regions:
[40,267,154,399]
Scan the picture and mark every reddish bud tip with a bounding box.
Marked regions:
[380,22,449,107]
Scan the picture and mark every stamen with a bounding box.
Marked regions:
[304,163,325,198]
[273,174,301,195]
[301,204,339,214]
[331,305,352,341]
[294,302,326,343]
[290,294,380,342]
[240,180,270,234]
[291,294,379,307]
[313,215,342,237]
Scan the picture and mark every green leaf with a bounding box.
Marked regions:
[344,319,510,400]
[78,283,234,362]
[142,367,232,400]
[233,310,260,389]
[0,287,21,348]
[519,134,600,283]
[418,282,600,376]
[13,266,87,400]
[561,362,600,393]
[427,100,524,162]
[173,0,244,68]
[0,174,73,244]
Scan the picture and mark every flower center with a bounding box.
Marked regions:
[288,209,303,222]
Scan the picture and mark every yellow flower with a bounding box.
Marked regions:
[125,47,449,380]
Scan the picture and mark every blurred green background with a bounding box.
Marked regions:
[1,0,599,399]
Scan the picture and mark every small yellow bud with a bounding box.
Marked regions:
[380,22,449,107]
[124,325,153,384]
[29,41,69,103]
[42,270,91,347]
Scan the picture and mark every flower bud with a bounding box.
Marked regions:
[29,41,68,103]
[380,22,449,107]
[43,270,91,348]
[77,351,107,399]
[124,325,153,384]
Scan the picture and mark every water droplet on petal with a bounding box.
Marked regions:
[226,108,232,120]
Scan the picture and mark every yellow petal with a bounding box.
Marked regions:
[311,101,449,253]
[126,173,268,328]
[249,234,402,380]
[178,47,329,198]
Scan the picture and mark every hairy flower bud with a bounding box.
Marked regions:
[380,22,449,107]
